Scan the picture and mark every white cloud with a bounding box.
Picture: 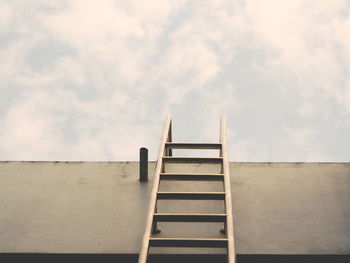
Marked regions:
[278,126,330,161]
[41,0,143,42]
[297,103,315,118]
[1,0,350,161]
[242,0,350,116]
[0,87,162,160]
[0,90,64,160]
[0,2,13,34]
[233,126,331,162]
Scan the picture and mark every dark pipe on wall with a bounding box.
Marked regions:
[139,147,148,182]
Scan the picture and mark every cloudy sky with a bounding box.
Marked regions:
[0,0,350,162]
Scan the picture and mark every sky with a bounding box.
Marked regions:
[0,0,350,162]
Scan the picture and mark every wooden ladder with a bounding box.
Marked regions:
[138,116,236,263]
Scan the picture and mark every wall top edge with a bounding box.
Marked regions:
[0,161,349,164]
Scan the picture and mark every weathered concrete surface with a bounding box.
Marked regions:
[231,162,350,254]
[0,162,349,254]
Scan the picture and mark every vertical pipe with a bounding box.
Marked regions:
[139,147,148,182]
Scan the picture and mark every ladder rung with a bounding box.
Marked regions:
[157,192,225,200]
[163,157,223,163]
[160,173,224,181]
[165,142,222,149]
[154,213,227,222]
[149,237,228,248]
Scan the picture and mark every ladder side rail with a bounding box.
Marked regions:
[220,116,236,263]
[168,121,173,156]
[138,115,172,263]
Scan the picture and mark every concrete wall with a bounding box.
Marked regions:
[0,161,349,254]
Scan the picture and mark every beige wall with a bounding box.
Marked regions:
[0,162,349,254]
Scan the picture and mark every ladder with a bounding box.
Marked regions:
[138,116,236,263]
